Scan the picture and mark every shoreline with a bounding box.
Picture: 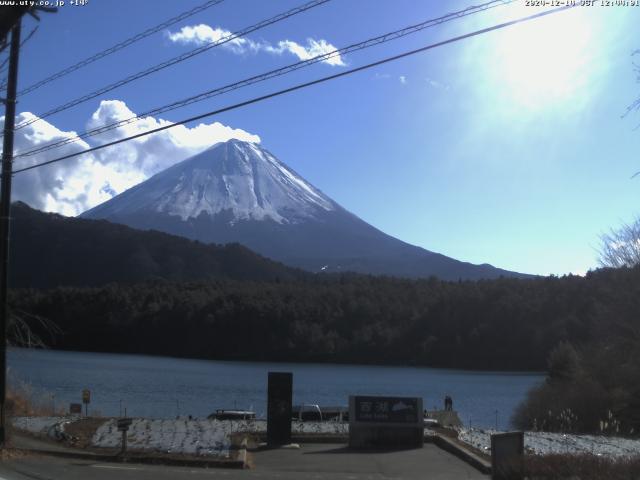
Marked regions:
[7,348,546,430]
[8,346,547,375]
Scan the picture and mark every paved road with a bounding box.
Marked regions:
[10,433,83,454]
[251,443,487,479]
[0,443,487,479]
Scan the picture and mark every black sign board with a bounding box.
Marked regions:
[69,403,82,415]
[353,396,419,423]
[117,418,133,431]
[267,372,292,446]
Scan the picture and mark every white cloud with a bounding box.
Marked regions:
[373,73,409,85]
[264,39,345,67]
[167,25,255,54]
[87,100,260,177]
[167,24,344,66]
[425,77,449,91]
[2,101,260,216]
[375,73,449,90]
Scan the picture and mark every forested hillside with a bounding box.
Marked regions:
[11,266,640,371]
[10,202,303,287]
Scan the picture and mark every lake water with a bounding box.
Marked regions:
[7,348,544,429]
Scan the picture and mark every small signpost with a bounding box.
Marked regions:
[82,389,90,417]
[117,418,133,454]
[349,395,423,448]
[491,431,524,480]
[267,372,293,446]
[69,403,82,416]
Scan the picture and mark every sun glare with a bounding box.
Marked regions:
[490,6,595,109]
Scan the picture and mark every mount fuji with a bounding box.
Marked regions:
[81,139,527,280]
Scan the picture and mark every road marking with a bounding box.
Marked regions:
[92,464,144,471]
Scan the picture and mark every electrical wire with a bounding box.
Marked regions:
[15,0,517,160]
[12,0,331,132]
[12,4,574,176]
[17,0,225,96]
[0,25,38,77]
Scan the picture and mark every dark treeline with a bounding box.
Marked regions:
[9,202,304,288]
[512,332,640,435]
[10,265,640,373]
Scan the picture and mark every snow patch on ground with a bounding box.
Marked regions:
[11,416,77,442]
[92,419,230,456]
[23,417,640,460]
[90,419,349,457]
[11,416,67,435]
[291,420,348,435]
[12,416,350,458]
[458,428,640,457]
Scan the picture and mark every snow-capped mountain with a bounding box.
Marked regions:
[82,139,528,280]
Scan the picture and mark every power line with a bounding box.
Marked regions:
[0,59,8,78]
[19,24,38,47]
[15,0,517,160]
[12,4,573,176]
[12,0,330,132]
[17,0,225,97]
[0,25,37,78]
[15,0,513,158]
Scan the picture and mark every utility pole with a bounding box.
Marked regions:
[0,18,21,447]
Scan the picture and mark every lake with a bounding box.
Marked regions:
[7,348,544,429]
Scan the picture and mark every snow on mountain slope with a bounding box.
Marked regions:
[82,139,530,280]
[85,140,334,224]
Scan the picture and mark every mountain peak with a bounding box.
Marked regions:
[83,140,335,224]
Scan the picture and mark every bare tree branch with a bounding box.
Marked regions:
[599,217,640,268]
[623,50,640,119]
[7,309,60,348]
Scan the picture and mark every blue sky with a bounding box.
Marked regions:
[5,0,640,276]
